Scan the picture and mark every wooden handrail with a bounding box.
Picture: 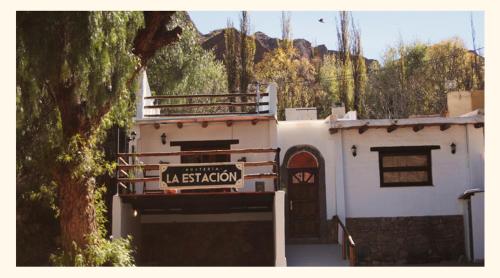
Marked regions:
[143,111,270,117]
[117,173,277,183]
[117,148,278,158]
[117,161,276,170]
[144,102,269,109]
[145,93,269,99]
[333,215,357,266]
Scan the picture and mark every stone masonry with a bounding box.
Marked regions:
[346,215,465,265]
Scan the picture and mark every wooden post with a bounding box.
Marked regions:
[413,124,424,132]
[349,245,356,266]
[342,231,346,259]
[440,123,451,131]
[256,82,260,114]
[274,148,281,191]
[116,126,120,195]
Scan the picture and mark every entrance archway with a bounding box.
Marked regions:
[281,145,327,242]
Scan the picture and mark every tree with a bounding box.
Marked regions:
[350,19,367,117]
[363,37,483,119]
[17,11,181,265]
[335,11,354,111]
[255,12,323,119]
[239,11,256,96]
[147,12,227,114]
[224,19,240,112]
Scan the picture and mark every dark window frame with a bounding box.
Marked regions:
[370,145,440,187]
[170,140,239,164]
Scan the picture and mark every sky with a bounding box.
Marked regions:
[188,11,484,61]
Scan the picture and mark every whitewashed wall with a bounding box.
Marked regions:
[466,125,484,189]
[342,124,481,218]
[471,192,484,261]
[277,120,338,219]
[132,120,277,192]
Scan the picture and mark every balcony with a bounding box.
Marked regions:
[134,71,278,122]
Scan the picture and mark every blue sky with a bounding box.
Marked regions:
[188,11,484,61]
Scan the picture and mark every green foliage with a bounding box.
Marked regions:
[224,20,240,98]
[17,11,146,265]
[255,42,328,119]
[319,54,341,103]
[50,186,135,266]
[50,235,135,266]
[363,37,484,119]
[239,11,255,95]
[147,12,227,104]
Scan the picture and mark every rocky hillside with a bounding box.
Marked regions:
[199,27,378,67]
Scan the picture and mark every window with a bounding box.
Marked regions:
[170,140,239,163]
[370,146,440,187]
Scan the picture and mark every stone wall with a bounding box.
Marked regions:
[139,221,274,266]
[346,215,465,265]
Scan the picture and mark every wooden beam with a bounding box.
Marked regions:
[412,124,424,132]
[226,120,233,127]
[329,128,338,134]
[176,122,183,129]
[387,124,398,133]
[358,123,369,134]
[244,161,276,167]
[474,122,484,128]
[144,111,270,117]
[117,177,160,183]
[118,173,278,183]
[118,157,129,165]
[118,164,160,170]
[144,102,269,109]
[118,182,128,189]
[440,123,451,131]
[118,148,278,158]
[117,161,276,170]
[244,173,278,180]
[119,169,129,177]
[201,121,208,128]
[144,92,269,99]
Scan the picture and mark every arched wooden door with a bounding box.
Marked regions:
[287,151,320,238]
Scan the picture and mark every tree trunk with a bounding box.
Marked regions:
[57,170,98,252]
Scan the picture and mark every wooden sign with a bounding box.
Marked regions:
[159,162,244,190]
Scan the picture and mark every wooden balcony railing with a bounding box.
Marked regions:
[116,147,281,194]
[333,215,357,266]
[143,83,271,117]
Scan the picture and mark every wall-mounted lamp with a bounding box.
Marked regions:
[351,145,357,157]
[133,209,138,217]
[451,142,456,154]
[160,133,167,145]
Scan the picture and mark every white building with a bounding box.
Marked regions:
[112,71,484,266]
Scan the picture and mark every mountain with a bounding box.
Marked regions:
[199,27,378,68]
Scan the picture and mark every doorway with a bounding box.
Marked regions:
[287,151,321,239]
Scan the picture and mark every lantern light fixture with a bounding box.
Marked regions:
[161,133,167,145]
[451,142,456,154]
[351,145,357,157]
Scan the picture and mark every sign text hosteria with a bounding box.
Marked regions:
[159,162,245,190]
